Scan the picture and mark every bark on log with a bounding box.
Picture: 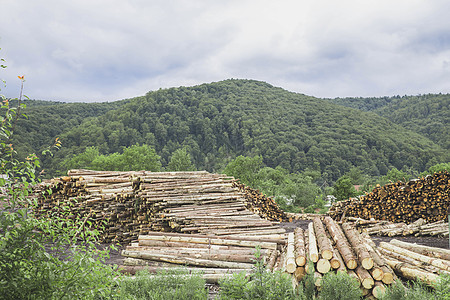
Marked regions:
[313,217,334,260]
[342,223,374,270]
[323,217,357,269]
[379,242,450,272]
[308,222,319,263]
[389,239,450,261]
[285,232,296,273]
[121,249,255,269]
[355,265,375,289]
[294,228,306,267]
[384,257,439,285]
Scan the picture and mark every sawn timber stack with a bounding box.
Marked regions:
[33,169,287,244]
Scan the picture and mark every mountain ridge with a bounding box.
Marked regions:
[12,79,448,180]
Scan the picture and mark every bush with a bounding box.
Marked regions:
[219,247,303,299]
[318,272,362,300]
[117,269,207,300]
[0,74,121,299]
[382,279,434,300]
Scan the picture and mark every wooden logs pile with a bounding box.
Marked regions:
[282,217,396,299]
[377,239,450,285]
[285,213,326,221]
[119,231,281,282]
[33,169,286,244]
[328,171,450,224]
[233,182,288,222]
[347,217,449,238]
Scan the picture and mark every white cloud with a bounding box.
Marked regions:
[1,0,450,101]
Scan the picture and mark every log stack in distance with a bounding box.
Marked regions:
[328,171,450,224]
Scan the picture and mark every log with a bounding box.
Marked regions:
[265,250,279,271]
[333,248,346,273]
[294,266,306,282]
[316,258,331,274]
[313,217,334,260]
[119,265,251,275]
[389,239,450,261]
[323,217,357,269]
[285,232,296,273]
[308,222,319,263]
[138,234,278,250]
[121,250,255,269]
[372,281,386,299]
[294,228,306,267]
[355,265,374,289]
[385,257,439,285]
[342,223,374,270]
[379,242,450,272]
[314,272,322,287]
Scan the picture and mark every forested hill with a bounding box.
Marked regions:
[13,79,448,181]
[328,94,450,149]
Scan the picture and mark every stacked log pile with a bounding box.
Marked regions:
[119,231,281,281]
[280,217,397,299]
[118,217,449,296]
[328,171,450,224]
[33,169,286,244]
[347,217,449,238]
[233,182,288,222]
[285,213,326,221]
[377,239,450,285]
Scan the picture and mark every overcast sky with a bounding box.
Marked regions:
[1,0,450,102]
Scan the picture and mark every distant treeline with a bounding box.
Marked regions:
[10,79,449,185]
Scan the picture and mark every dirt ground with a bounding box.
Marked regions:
[104,219,449,267]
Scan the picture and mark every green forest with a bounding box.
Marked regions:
[9,79,450,210]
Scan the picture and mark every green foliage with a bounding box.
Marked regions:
[329,94,450,150]
[381,279,434,300]
[381,167,410,184]
[63,144,162,171]
[224,155,264,187]
[319,272,362,300]
[167,147,196,171]
[223,157,322,210]
[332,175,357,201]
[0,71,120,299]
[420,162,450,177]
[219,246,303,300]
[302,261,316,299]
[433,273,450,300]
[117,269,207,300]
[8,79,448,180]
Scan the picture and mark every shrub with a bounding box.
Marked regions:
[0,72,121,299]
[117,269,207,300]
[382,279,434,300]
[219,246,304,299]
[318,271,362,300]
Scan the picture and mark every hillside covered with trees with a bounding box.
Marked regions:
[11,79,448,185]
[328,94,450,150]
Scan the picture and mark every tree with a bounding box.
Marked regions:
[224,155,264,187]
[63,146,100,170]
[332,175,357,202]
[167,147,196,171]
[62,144,162,172]
[382,167,409,183]
[122,144,161,171]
